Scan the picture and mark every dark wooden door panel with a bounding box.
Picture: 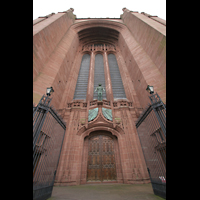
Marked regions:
[87,135,117,182]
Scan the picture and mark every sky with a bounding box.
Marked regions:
[33,0,166,20]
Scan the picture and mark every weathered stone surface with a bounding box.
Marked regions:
[33,8,165,186]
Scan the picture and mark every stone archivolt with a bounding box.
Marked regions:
[76,100,125,137]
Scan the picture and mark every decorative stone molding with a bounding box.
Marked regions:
[67,101,87,108]
[82,44,116,53]
[67,99,133,109]
[76,101,125,137]
[113,99,133,108]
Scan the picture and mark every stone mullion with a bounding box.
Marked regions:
[85,51,95,126]
[103,50,115,122]
[103,51,114,102]
[86,51,95,102]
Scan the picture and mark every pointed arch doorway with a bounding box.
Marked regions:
[87,132,117,182]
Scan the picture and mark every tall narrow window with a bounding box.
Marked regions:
[73,54,90,100]
[108,54,126,99]
[93,54,107,100]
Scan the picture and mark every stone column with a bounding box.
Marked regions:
[86,51,95,102]
[85,51,95,124]
[103,50,115,121]
[103,51,113,101]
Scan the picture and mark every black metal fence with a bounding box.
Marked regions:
[136,93,166,199]
[33,95,66,200]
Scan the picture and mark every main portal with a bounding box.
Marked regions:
[87,135,117,182]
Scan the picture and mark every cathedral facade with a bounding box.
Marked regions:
[33,7,166,186]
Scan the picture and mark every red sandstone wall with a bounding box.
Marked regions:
[55,104,150,186]
[33,9,77,106]
[33,11,75,81]
[33,17,46,25]
[118,11,166,107]
[58,50,83,109]
[55,109,86,185]
[121,9,166,79]
[50,32,79,109]
[33,13,165,186]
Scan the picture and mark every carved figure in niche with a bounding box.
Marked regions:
[132,168,136,179]
[136,168,142,179]
[132,168,142,180]
[95,84,105,101]
[62,169,70,181]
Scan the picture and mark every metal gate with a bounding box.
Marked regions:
[136,93,166,199]
[33,95,66,200]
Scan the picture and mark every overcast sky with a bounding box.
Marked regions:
[33,0,166,20]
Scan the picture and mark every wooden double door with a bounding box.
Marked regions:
[87,135,117,182]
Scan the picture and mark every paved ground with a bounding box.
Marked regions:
[47,183,164,200]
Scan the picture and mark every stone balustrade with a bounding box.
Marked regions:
[67,99,133,109]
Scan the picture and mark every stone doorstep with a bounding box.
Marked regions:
[86,180,118,185]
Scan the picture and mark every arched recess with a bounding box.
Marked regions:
[78,27,119,46]
[76,104,125,138]
[107,53,126,99]
[81,126,123,139]
[80,129,124,184]
[73,53,91,100]
[71,19,125,35]
[93,54,106,100]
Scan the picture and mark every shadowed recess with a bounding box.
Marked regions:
[78,27,119,45]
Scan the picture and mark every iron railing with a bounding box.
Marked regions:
[33,95,66,200]
[136,93,166,199]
